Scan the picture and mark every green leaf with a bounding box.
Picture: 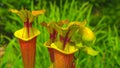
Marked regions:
[41,22,57,34]
[76,43,98,56]
[84,47,99,56]
[52,22,66,38]
[76,43,83,48]
[67,23,80,38]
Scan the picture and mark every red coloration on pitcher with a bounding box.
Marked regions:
[19,37,36,68]
[72,63,75,68]
[54,49,74,68]
[48,48,54,62]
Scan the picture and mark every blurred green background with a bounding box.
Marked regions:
[0,0,120,68]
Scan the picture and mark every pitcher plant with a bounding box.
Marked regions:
[42,20,98,68]
[10,9,45,68]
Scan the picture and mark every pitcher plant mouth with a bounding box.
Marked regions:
[14,27,40,41]
[51,43,78,55]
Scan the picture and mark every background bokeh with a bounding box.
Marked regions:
[0,0,120,68]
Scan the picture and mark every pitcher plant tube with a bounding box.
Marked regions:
[10,9,45,68]
[41,20,98,68]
